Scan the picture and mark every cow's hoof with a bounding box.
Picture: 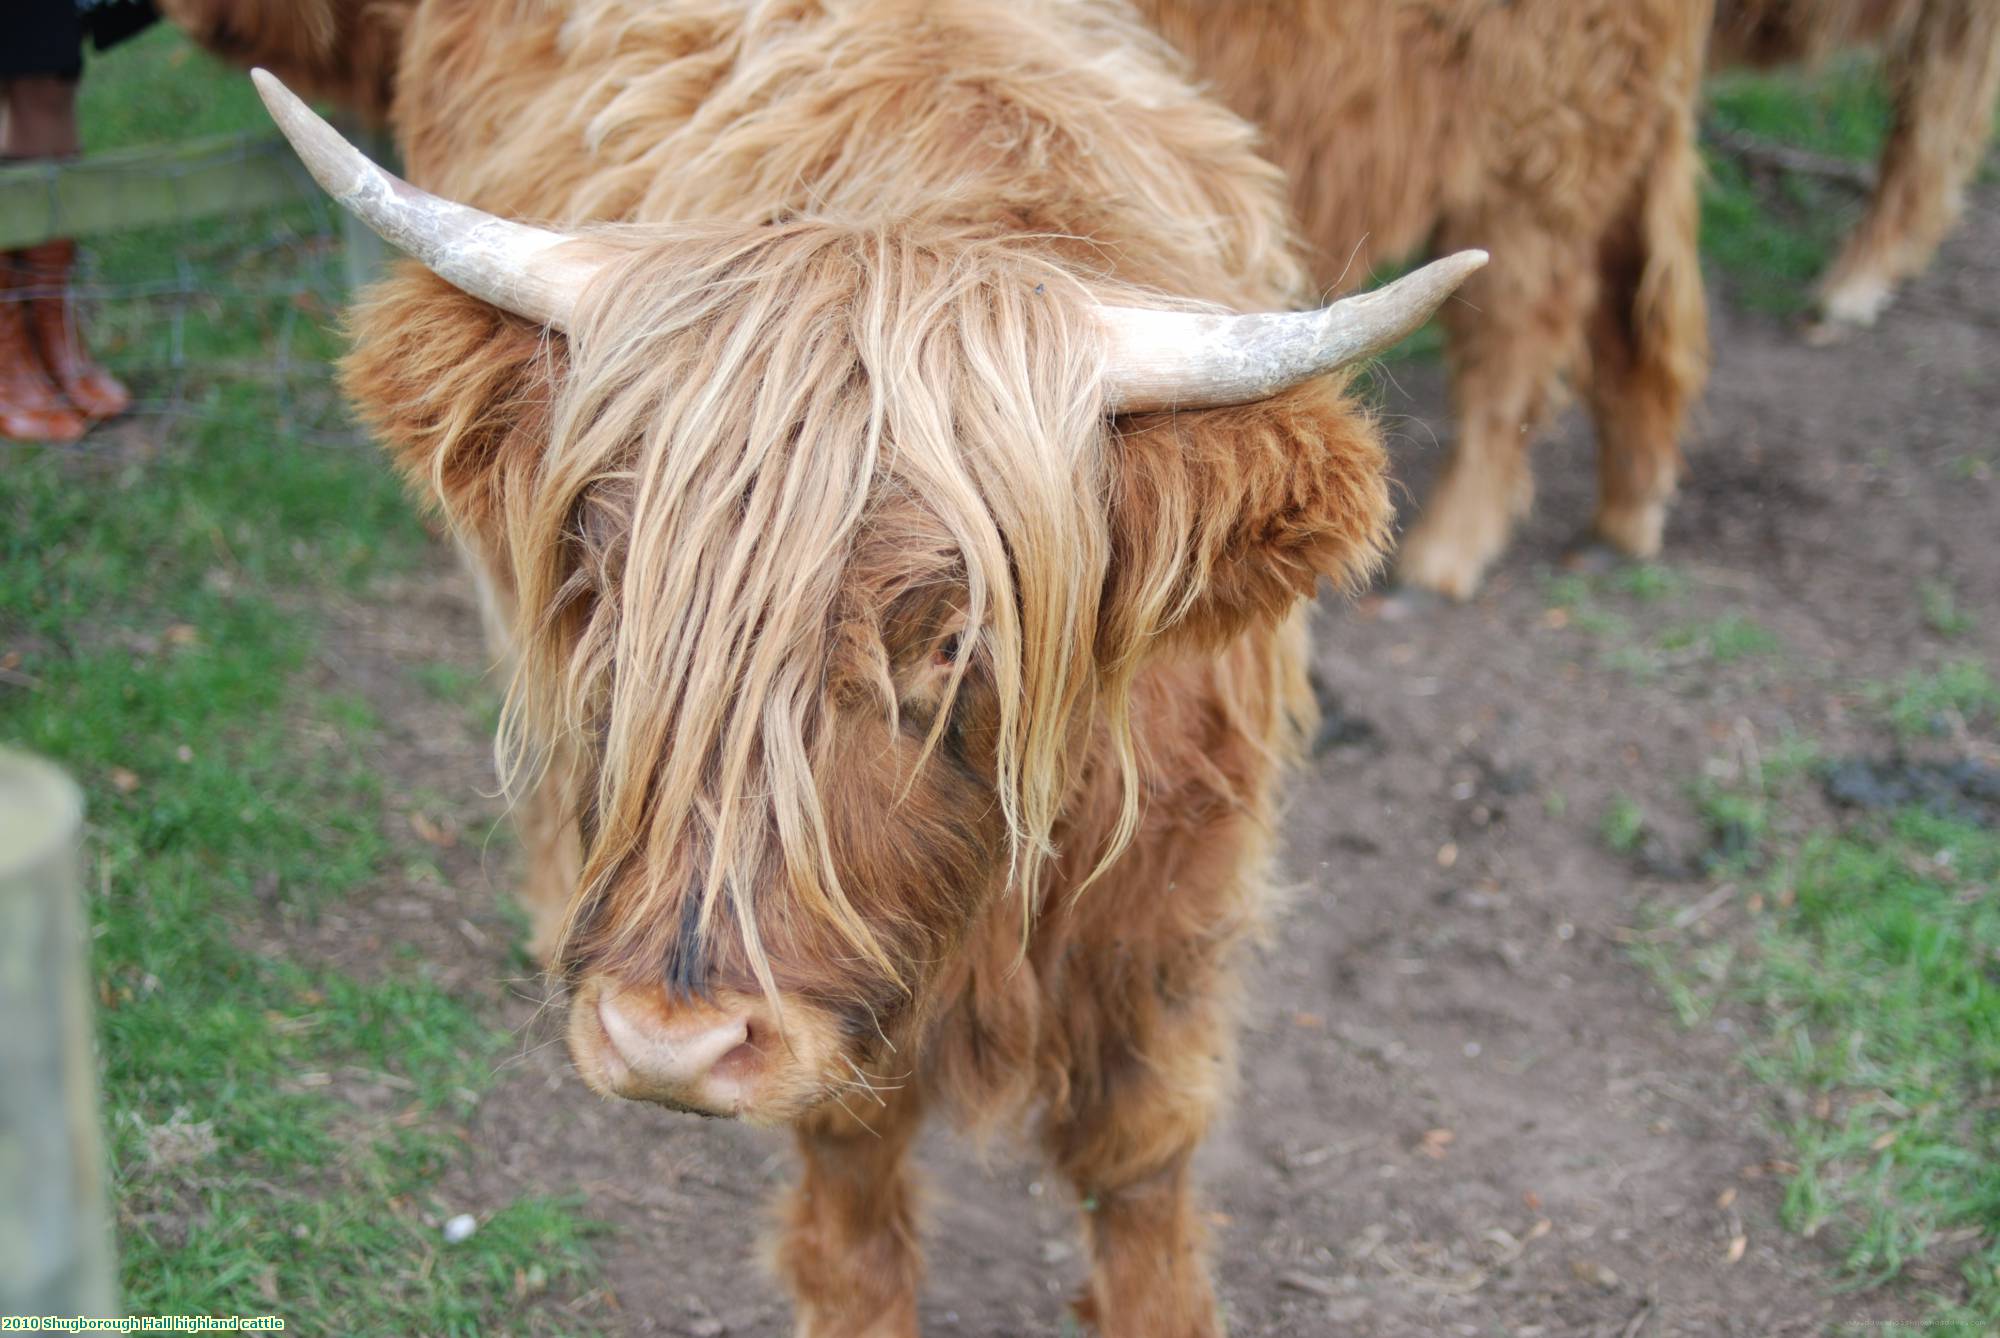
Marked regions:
[1559,537,1626,576]
[1808,275,1890,344]
[1590,501,1665,562]
[1373,583,1447,621]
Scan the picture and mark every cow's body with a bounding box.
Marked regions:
[1713,0,2000,332]
[1137,0,1716,598]
[323,2,1394,1334]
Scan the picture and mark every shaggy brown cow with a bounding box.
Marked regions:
[248,1,1483,1333]
[1136,0,1715,600]
[1713,0,2000,335]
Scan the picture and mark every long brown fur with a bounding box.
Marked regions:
[1136,0,1716,597]
[1713,0,2000,331]
[332,2,1392,1334]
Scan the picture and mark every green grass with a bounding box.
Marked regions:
[1632,669,2000,1329]
[1,27,605,1332]
[1538,568,1787,682]
[1872,660,2000,740]
[1703,60,1892,314]
[1600,793,1647,856]
[1658,613,1782,667]
[1753,811,2000,1330]
[79,24,272,149]
[1918,580,1976,640]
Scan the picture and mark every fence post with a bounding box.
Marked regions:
[0,750,116,1319]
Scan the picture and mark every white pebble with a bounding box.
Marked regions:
[442,1213,477,1244]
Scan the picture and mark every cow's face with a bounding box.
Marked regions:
[563,539,1027,1125]
[517,225,1125,1125]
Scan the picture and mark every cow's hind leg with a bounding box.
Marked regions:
[1817,0,2000,332]
[1394,217,1599,600]
[1043,986,1235,1336]
[776,1090,926,1338]
[1586,109,1708,560]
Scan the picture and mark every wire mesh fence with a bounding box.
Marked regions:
[0,126,392,455]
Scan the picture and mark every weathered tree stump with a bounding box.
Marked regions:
[0,750,116,1317]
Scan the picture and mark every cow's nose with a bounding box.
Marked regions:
[591,988,764,1114]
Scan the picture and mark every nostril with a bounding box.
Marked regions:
[594,990,757,1101]
[709,1039,762,1087]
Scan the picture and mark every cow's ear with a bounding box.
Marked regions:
[340,264,565,555]
[1101,378,1390,657]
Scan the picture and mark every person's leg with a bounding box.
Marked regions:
[4,76,132,424]
[0,80,88,442]
[2,75,83,157]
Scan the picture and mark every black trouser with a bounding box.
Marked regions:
[4,0,160,82]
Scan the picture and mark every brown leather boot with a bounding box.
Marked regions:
[0,255,86,442]
[16,240,131,422]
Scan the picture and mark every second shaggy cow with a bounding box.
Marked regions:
[1139,0,1715,599]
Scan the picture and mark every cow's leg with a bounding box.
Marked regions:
[1585,111,1708,560]
[777,1087,926,1338]
[1395,218,1599,599]
[1044,993,1234,1336]
[1817,0,2000,332]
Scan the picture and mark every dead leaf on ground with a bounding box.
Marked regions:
[1419,1128,1456,1159]
[1571,1259,1621,1290]
[409,811,459,848]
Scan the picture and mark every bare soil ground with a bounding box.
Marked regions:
[298,189,2000,1336]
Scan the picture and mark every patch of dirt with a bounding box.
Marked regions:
[292,187,2000,1336]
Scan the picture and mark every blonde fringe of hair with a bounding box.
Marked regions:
[489,219,1167,1001]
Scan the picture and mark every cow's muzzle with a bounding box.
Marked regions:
[566,978,841,1125]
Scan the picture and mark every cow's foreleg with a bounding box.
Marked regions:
[1394,216,1599,600]
[776,1087,926,1338]
[1044,1001,1233,1337]
[1816,0,2000,332]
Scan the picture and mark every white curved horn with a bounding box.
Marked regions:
[1097,250,1489,413]
[251,68,597,329]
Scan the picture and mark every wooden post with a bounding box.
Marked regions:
[0,133,305,250]
[0,751,116,1318]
